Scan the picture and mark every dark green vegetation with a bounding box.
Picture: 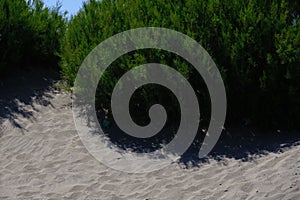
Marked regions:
[61,0,299,130]
[1,0,299,130]
[0,0,66,74]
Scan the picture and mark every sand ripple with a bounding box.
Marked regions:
[0,90,299,200]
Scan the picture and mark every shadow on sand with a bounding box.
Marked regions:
[180,126,300,167]
[99,115,300,168]
[0,69,59,132]
[1,70,299,168]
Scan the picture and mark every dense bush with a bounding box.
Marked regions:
[60,0,299,130]
[0,0,66,75]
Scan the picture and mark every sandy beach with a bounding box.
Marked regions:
[0,71,299,200]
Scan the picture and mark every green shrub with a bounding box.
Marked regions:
[0,0,66,75]
[60,0,300,130]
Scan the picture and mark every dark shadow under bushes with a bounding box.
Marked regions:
[98,111,300,168]
[180,126,300,167]
[2,69,297,169]
[0,68,60,132]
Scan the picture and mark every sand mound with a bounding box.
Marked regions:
[0,73,299,199]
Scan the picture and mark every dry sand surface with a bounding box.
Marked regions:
[0,71,299,200]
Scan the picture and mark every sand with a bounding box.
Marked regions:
[0,72,299,200]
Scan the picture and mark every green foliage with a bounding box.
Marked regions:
[60,0,300,129]
[0,0,66,75]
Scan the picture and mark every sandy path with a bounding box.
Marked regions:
[0,81,299,199]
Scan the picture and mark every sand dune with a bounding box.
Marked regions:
[0,73,299,199]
